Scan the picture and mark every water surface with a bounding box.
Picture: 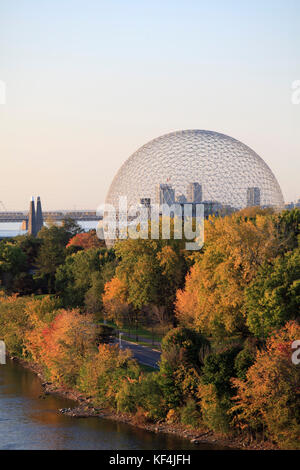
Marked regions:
[0,360,225,450]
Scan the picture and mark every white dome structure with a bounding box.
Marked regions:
[105,130,284,210]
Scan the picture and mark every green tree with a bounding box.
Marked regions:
[159,327,210,408]
[201,346,241,398]
[35,226,69,292]
[273,208,300,252]
[0,241,27,291]
[246,248,300,338]
[55,248,116,309]
[113,238,189,327]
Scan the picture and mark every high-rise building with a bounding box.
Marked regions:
[187,182,202,203]
[139,198,151,220]
[176,194,187,204]
[140,198,151,208]
[247,187,261,207]
[155,184,175,206]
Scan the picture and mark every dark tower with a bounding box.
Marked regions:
[36,196,44,234]
[28,196,37,236]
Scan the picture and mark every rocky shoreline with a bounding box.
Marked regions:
[11,356,277,451]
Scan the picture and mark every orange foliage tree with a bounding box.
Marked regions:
[25,309,96,385]
[67,230,104,250]
[102,277,131,326]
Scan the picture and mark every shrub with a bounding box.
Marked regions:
[180,399,200,428]
[136,373,167,421]
[161,327,210,368]
[0,295,28,356]
[166,409,180,424]
[198,383,231,434]
[116,380,138,414]
[159,327,209,408]
[234,346,256,380]
[78,344,140,408]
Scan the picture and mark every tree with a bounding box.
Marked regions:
[77,343,139,408]
[61,217,83,239]
[158,327,210,408]
[0,295,29,356]
[102,277,132,327]
[0,241,27,275]
[231,321,300,448]
[246,248,300,338]
[109,238,189,329]
[25,309,97,385]
[35,226,70,292]
[176,210,280,336]
[201,346,241,398]
[273,208,300,252]
[0,241,27,291]
[67,230,105,250]
[55,248,116,309]
[114,239,162,309]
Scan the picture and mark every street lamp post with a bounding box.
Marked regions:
[119,332,124,349]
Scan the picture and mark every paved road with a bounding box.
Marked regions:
[117,339,161,369]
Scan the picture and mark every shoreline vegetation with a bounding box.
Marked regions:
[12,356,276,450]
[0,208,299,451]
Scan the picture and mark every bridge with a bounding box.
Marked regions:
[0,211,101,223]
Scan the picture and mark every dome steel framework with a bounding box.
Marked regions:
[105,130,284,211]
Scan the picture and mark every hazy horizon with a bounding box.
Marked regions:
[0,0,299,211]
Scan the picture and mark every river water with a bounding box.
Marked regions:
[0,221,98,238]
[0,359,226,450]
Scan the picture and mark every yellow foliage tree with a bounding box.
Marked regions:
[176,210,279,336]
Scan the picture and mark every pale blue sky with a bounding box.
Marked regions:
[0,0,299,209]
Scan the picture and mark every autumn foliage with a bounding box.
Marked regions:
[176,212,280,336]
[67,230,104,250]
[0,208,299,449]
[231,321,300,448]
[25,308,96,384]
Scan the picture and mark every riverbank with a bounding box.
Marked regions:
[11,356,277,451]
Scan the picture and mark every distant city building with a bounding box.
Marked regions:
[187,182,202,203]
[176,194,187,204]
[139,198,151,220]
[155,184,175,206]
[247,187,261,207]
[140,198,151,208]
[284,199,300,210]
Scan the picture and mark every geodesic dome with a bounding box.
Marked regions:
[105,130,284,210]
